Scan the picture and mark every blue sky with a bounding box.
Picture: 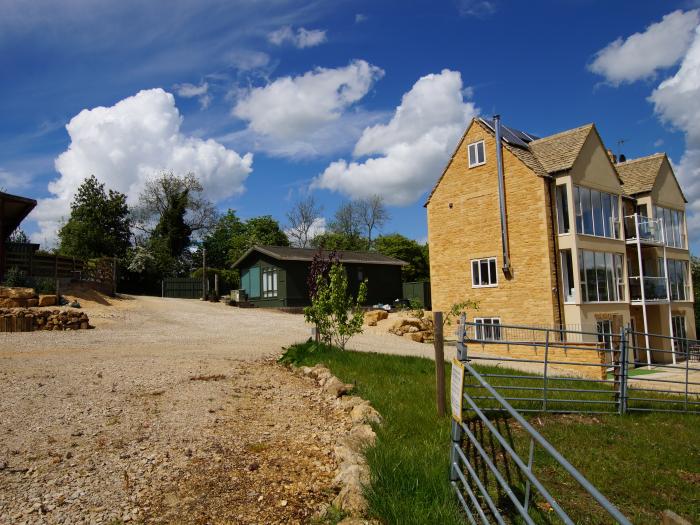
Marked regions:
[2,0,700,251]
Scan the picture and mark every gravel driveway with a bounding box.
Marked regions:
[2,296,409,524]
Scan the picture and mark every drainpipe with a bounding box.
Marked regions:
[494,115,512,277]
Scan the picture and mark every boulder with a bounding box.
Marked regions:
[342,424,376,451]
[0,287,36,299]
[26,299,39,307]
[364,309,388,326]
[405,331,429,343]
[323,376,354,397]
[350,402,382,426]
[38,295,57,307]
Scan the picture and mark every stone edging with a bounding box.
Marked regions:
[294,364,382,524]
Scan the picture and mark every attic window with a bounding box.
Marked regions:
[468,140,486,168]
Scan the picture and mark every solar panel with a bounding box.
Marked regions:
[479,118,539,148]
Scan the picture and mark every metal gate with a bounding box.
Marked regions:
[162,278,203,299]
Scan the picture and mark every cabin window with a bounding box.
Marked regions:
[573,185,620,239]
[471,257,498,287]
[556,184,570,234]
[262,267,278,298]
[467,140,486,168]
[579,250,624,303]
[474,317,502,340]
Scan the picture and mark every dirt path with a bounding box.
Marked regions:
[0,297,349,524]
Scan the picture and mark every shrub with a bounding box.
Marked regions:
[2,266,27,287]
[304,262,367,350]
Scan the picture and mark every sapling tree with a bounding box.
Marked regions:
[304,262,368,350]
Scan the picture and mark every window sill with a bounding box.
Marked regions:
[468,162,486,169]
[576,233,623,242]
[472,284,498,289]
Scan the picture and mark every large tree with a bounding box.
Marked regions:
[356,195,390,249]
[374,233,429,282]
[58,175,131,259]
[286,195,323,248]
[231,215,289,262]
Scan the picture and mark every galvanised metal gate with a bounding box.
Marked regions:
[449,315,700,523]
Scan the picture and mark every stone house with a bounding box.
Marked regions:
[425,116,695,364]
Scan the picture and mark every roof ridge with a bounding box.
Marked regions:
[529,123,594,144]
[615,152,665,166]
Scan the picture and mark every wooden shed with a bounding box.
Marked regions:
[232,245,407,307]
[1,191,37,281]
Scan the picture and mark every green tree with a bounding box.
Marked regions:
[8,229,29,243]
[229,215,289,263]
[374,233,429,282]
[200,210,246,269]
[304,262,368,349]
[58,175,131,259]
[311,231,366,251]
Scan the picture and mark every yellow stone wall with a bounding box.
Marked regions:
[426,120,559,327]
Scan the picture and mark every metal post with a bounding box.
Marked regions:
[543,329,550,412]
[214,273,219,298]
[456,313,468,361]
[660,218,677,365]
[523,437,535,512]
[201,247,207,301]
[161,280,164,298]
[634,213,652,365]
[618,328,628,415]
[450,420,462,483]
[685,349,690,412]
[434,311,446,417]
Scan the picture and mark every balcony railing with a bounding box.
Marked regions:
[629,276,668,302]
[624,215,664,244]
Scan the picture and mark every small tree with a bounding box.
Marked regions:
[304,262,367,350]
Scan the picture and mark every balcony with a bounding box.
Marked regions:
[624,215,664,245]
[629,276,668,303]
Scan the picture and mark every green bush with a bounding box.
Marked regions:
[2,266,27,287]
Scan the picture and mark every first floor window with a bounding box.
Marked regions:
[560,249,575,302]
[579,250,624,302]
[671,315,689,356]
[468,140,486,167]
[573,185,620,239]
[262,267,278,298]
[556,184,570,234]
[474,317,502,340]
[472,257,498,287]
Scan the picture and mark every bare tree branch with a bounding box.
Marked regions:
[286,195,323,248]
[356,195,389,249]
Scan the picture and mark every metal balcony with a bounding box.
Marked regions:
[624,215,664,245]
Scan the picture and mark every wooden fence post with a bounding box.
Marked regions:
[434,311,446,417]
[201,248,207,300]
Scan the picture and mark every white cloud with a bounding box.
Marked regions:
[268,25,327,48]
[231,60,385,157]
[173,81,211,109]
[589,9,700,85]
[32,88,253,244]
[649,25,700,241]
[313,69,478,205]
[355,13,367,23]
[456,0,497,18]
[227,49,271,71]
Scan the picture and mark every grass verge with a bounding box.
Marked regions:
[281,341,700,525]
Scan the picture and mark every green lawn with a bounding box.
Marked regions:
[281,342,700,525]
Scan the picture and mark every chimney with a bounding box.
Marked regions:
[607,149,617,164]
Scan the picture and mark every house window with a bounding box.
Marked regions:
[556,184,570,234]
[653,205,685,248]
[262,267,278,298]
[472,257,498,287]
[579,250,624,302]
[663,258,689,301]
[672,315,688,357]
[468,140,486,168]
[573,186,620,239]
[560,249,575,302]
[474,317,502,340]
[596,320,614,364]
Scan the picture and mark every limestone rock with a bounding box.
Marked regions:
[342,424,376,452]
[0,287,36,299]
[38,295,58,307]
[350,403,382,426]
[364,310,388,327]
[323,376,353,397]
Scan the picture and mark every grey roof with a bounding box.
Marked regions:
[232,245,408,268]
[1,191,37,242]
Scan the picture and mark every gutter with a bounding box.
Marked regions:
[494,115,512,277]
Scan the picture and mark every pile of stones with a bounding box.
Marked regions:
[0,287,57,308]
[0,308,91,332]
[388,317,434,343]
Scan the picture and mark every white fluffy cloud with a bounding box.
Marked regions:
[231,60,384,157]
[268,26,327,48]
[589,9,699,85]
[312,69,478,205]
[33,88,253,244]
[650,24,700,240]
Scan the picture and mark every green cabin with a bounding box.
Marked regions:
[232,245,407,308]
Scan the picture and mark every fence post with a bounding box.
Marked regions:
[543,329,550,412]
[618,327,628,415]
[201,247,207,300]
[433,311,446,417]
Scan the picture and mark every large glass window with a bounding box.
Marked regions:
[663,258,689,300]
[472,257,498,287]
[262,267,278,298]
[573,185,620,238]
[560,249,575,302]
[556,185,570,234]
[653,205,685,248]
[579,250,624,302]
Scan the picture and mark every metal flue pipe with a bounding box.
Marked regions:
[494,115,512,276]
